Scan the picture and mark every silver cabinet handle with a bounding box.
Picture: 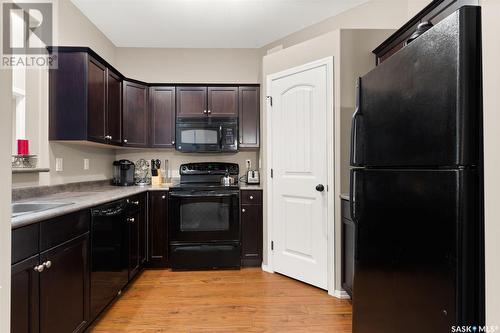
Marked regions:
[207,109,212,115]
[43,261,52,269]
[249,195,254,200]
[34,265,44,273]
[123,139,128,143]
[161,195,166,199]
[203,110,207,114]
[242,208,246,213]
[127,217,135,223]
[132,201,139,205]
[171,141,175,145]
[108,135,112,140]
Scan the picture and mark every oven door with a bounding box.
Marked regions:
[169,190,240,242]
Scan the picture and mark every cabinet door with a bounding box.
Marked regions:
[148,191,169,267]
[11,255,40,333]
[123,81,148,147]
[241,204,263,267]
[238,86,260,147]
[150,87,176,148]
[208,86,238,117]
[176,86,207,117]
[128,211,141,281]
[87,57,106,143]
[39,234,90,333]
[106,70,122,145]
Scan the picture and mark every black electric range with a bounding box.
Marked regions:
[168,162,241,270]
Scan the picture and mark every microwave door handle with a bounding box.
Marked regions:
[219,125,223,149]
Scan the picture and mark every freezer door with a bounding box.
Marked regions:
[350,6,481,167]
[350,168,480,333]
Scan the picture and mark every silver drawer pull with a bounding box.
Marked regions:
[33,265,44,273]
[242,208,246,213]
[249,195,254,200]
[161,195,166,199]
[127,217,135,223]
[43,261,52,269]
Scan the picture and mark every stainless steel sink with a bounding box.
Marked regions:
[12,202,73,217]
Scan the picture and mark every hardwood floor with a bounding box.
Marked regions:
[91,268,352,333]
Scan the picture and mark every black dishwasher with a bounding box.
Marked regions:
[90,199,138,320]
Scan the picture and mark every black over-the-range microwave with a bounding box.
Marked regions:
[175,117,238,153]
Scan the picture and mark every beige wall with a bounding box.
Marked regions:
[115,48,261,83]
[115,149,259,179]
[480,0,500,326]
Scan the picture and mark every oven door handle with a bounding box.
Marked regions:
[169,192,239,198]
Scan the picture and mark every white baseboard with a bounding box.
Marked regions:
[261,264,273,273]
[331,289,351,299]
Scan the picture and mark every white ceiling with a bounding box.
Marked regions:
[71,0,369,48]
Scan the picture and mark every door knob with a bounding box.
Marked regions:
[316,184,325,192]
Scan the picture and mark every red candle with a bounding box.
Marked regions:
[17,139,29,155]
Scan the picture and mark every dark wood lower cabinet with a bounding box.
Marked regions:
[11,255,40,333]
[240,190,263,267]
[341,198,354,298]
[148,191,169,267]
[39,234,90,333]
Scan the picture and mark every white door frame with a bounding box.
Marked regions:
[265,57,336,296]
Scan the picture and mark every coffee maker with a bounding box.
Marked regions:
[112,160,135,186]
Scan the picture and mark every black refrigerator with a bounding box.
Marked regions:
[350,6,484,333]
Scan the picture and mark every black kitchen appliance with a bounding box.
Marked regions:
[175,118,238,153]
[169,162,240,270]
[90,199,138,320]
[112,160,135,186]
[350,6,484,333]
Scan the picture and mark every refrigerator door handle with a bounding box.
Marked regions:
[350,170,356,223]
[350,77,363,166]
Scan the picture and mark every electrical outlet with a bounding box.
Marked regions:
[245,159,251,169]
[83,158,90,170]
[55,158,63,172]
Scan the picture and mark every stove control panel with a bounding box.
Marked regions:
[179,162,239,176]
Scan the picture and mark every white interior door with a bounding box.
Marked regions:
[269,62,329,289]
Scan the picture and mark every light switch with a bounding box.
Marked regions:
[55,158,63,172]
[83,159,90,170]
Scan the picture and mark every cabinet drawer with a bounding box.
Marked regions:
[241,190,262,205]
[12,223,39,264]
[341,198,352,221]
[40,210,90,252]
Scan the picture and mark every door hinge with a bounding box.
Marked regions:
[271,241,274,251]
[266,96,273,107]
[270,168,273,178]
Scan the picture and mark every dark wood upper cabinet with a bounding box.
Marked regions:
[149,87,176,148]
[49,50,122,145]
[176,86,207,117]
[106,70,122,145]
[11,255,40,333]
[148,191,169,268]
[87,57,106,143]
[123,81,148,147]
[207,86,238,117]
[39,234,90,333]
[238,86,260,148]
